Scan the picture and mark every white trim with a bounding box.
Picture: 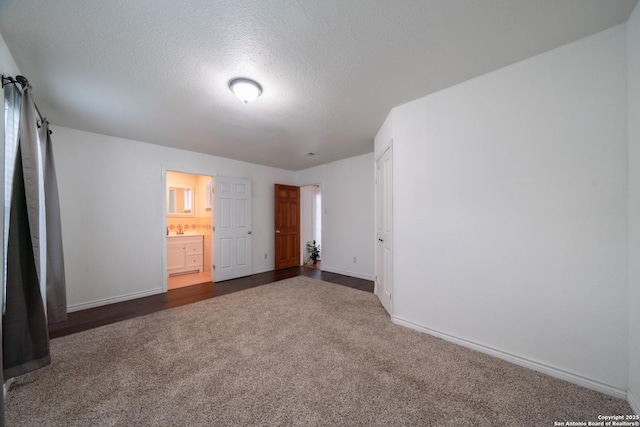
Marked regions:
[162,167,215,292]
[67,288,162,313]
[392,315,627,400]
[629,389,640,415]
[161,167,168,293]
[321,266,374,281]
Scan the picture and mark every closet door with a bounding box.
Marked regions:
[375,146,393,315]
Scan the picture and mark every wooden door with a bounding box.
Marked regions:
[375,146,393,315]
[274,184,300,270]
[214,176,252,281]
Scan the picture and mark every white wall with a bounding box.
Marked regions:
[374,111,394,159]
[627,2,640,414]
[0,34,19,78]
[388,25,629,395]
[51,126,296,311]
[296,153,375,280]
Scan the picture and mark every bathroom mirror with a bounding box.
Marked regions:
[168,186,194,217]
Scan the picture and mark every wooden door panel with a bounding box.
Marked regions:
[220,237,231,269]
[236,236,248,266]
[274,184,300,270]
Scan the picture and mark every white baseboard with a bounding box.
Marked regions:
[320,266,374,281]
[629,389,640,415]
[392,315,627,400]
[67,288,163,313]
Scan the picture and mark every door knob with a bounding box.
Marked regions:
[275,230,280,233]
[248,231,252,235]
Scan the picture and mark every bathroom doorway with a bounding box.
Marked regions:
[300,184,321,268]
[165,171,214,290]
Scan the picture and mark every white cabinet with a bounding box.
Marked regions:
[167,235,203,276]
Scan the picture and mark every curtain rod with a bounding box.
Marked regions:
[2,74,52,134]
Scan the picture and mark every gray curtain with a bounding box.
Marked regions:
[40,120,66,324]
[2,84,51,381]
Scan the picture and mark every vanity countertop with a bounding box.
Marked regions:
[167,232,203,238]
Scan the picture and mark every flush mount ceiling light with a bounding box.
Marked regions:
[228,77,262,104]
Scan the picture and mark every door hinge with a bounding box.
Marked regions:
[213,226,215,231]
[213,265,216,270]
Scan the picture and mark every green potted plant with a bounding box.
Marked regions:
[306,240,321,264]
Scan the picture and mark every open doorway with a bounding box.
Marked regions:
[300,184,321,269]
[165,171,214,290]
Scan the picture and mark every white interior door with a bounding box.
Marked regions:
[214,176,252,281]
[375,146,393,315]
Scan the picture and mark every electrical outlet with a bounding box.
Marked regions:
[353,256,357,263]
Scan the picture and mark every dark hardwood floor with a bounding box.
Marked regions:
[49,267,373,339]
[306,260,321,270]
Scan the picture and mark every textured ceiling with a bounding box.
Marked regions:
[0,0,637,170]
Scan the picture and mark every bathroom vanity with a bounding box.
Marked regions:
[167,234,203,276]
